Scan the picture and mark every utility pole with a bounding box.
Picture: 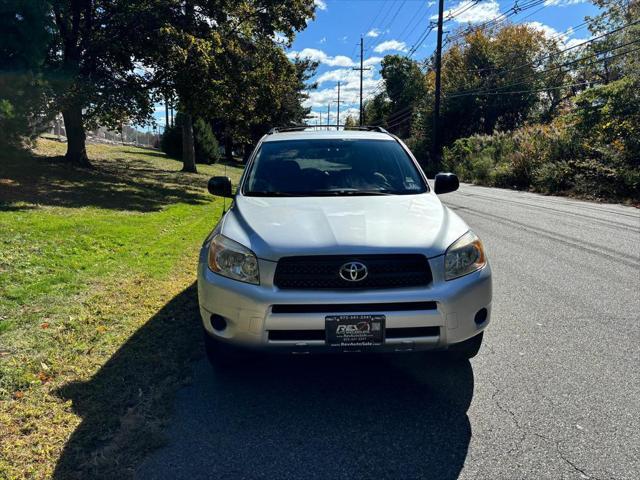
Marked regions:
[327,103,331,131]
[353,37,372,126]
[432,0,445,164]
[336,82,344,130]
[169,95,174,127]
[336,82,341,130]
[165,93,169,131]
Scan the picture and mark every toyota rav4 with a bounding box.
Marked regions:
[197,127,492,363]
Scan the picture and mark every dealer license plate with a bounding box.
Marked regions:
[325,314,385,347]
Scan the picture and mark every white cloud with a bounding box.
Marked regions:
[318,36,326,44]
[528,21,558,39]
[316,68,357,85]
[527,21,589,50]
[287,48,355,67]
[314,0,327,10]
[373,40,408,53]
[564,37,588,49]
[364,56,383,67]
[544,0,586,5]
[434,0,500,24]
[318,65,374,84]
[366,29,381,38]
[305,67,381,109]
[314,58,383,86]
[273,32,288,45]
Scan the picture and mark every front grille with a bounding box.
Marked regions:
[267,327,440,342]
[271,302,437,314]
[386,326,440,338]
[273,254,432,290]
[268,330,325,341]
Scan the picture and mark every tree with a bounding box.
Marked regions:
[35,1,158,166]
[380,55,426,137]
[363,93,390,127]
[160,113,221,164]
[149,0,316,172]
[0,0,55,149]
[344,115,357,129]
[577,0,640,85]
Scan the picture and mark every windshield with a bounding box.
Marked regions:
[243,139,428,196]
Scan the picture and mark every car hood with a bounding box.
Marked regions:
[221,193,469,261]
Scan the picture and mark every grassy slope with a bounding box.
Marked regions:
[0,140,243,479]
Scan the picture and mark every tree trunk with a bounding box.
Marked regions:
[62,105,91,167]
[225,134,233,162]
[181,113,197,173]
[243,144,252,163]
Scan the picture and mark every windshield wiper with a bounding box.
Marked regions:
[245,189,397,197]
[322,189,394,196]
[245,191,309,197]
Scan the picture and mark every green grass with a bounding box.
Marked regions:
[0,139,244,479]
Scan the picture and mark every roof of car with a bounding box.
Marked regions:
[262,129,394,142]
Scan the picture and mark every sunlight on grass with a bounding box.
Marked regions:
[0,139,244,479]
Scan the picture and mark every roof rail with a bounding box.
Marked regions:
[267,125,390,134]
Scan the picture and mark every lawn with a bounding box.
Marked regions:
[0,139,244,479]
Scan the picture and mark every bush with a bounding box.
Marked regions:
[442,117,639,202]
[160,114,221,164]
[160,124,182,159]
[0,73,52,149]
[193,118,220,164]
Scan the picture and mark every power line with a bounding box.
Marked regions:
[444,0,548,46]
[457,9,628,76]
[383,44,640,129]
[444,20,640,97]
[446,41,640,98]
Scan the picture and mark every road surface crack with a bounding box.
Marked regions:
[533,432,603,480]
[488,378,526,454]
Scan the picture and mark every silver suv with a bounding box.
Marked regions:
[197,127,492,363]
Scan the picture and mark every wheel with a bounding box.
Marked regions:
[203,329,250,368]
[445,332,484,360]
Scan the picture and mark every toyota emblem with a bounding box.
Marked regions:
[339,261,368,282]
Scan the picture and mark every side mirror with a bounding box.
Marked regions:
[208,176,233,197]
[434,172,459,195]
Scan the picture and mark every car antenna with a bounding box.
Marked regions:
[221,160,228,217]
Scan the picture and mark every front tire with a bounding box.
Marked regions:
[445,332,484,360]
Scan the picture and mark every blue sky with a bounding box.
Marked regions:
[289,0,601,125]
[151,0,600,128]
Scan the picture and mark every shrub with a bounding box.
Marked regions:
[443,116,639,202]
[193,117,220,164]
[532,161,573,194]
[160,114,221,164]
[160,124,182,159]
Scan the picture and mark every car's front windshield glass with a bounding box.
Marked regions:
[243,138,428,196]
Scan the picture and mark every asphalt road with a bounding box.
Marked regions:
[137,184,640,480]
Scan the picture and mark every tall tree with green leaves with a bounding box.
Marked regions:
[576,0,640,85]
[380,55,426,138]
[343,115,357,129]
[150,0,316,172]
[0,0,55,149]
[363,93,390,127]
[40,1,159,166]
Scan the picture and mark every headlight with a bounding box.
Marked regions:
[207,234,259,285]
[444,231,487,280]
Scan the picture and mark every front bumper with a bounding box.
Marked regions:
[197,252,492,354]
